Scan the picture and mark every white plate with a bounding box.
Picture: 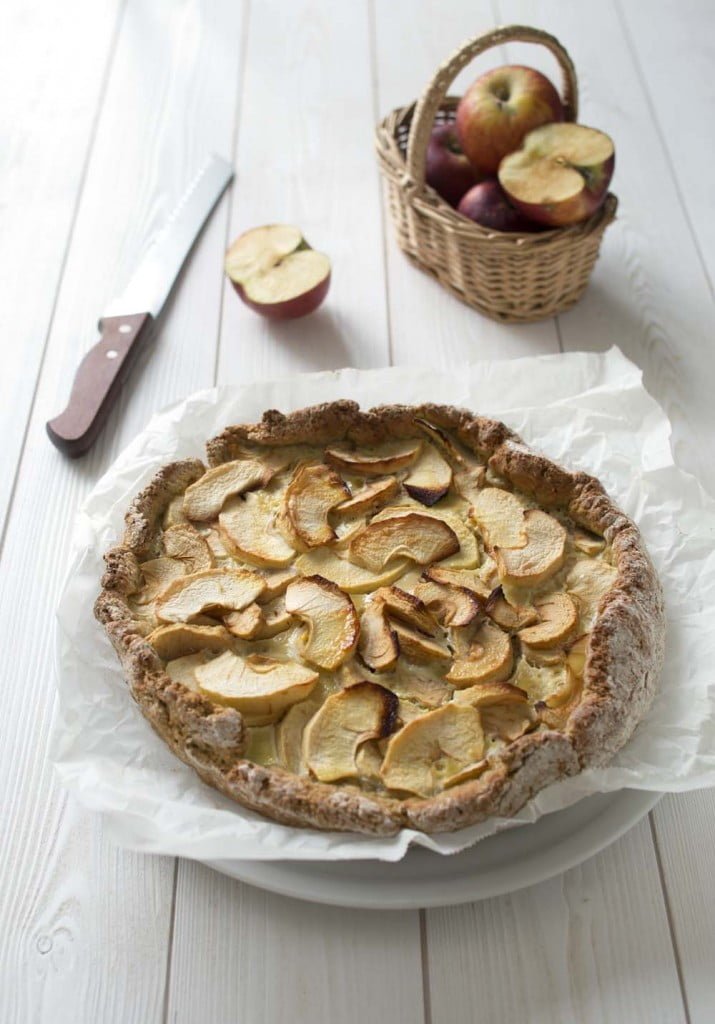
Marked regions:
[207,788,660,909]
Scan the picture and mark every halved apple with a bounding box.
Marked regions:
[380,703,485,796]
[294,548,410,593]
[303,681,398,782]
[498,123,615,227]
[446,621,513,687]
[283,462,350,548]
[404,443,453,506]
[196,651,318,724]
[225,224,331,320]
[349,513,459,573]
[219,491,296,568]
[324,440,421,476]
[495,509,567,586]
[413,577,481,627]
[518,592,578,648]
[332,477,399,519]
[183,457,279,521]
[285,575,359,670]
[155,567,266,623]
[147,622,234,660]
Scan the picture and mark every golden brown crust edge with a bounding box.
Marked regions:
[94,402,665,836]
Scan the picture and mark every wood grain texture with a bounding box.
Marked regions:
[0,0,121,533]
[216,0,390,383]
[167,862,425,1024]
[425,819,686,1024]
[0,1,245,1020]
[372,0,560,365]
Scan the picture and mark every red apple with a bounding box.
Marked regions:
[457,179,535,232]
[425,124,482,207]
[498,123,615,227]
[225,224,331,319]
[456,65,564,175]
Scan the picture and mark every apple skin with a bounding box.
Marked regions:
[232,272,331,320]
[502,156,615,227]
[457,179,535,232]
[425,124,482,207]
[456,65,564,175]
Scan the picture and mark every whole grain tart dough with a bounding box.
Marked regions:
[95,401,664,835]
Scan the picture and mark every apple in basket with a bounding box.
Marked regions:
[457,179,535,232]
[456,65,564,175]
[499,123,615,227]
[425,124,482,207]
[225,224,331,319]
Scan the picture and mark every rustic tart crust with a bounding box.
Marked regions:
[95,402,664,835]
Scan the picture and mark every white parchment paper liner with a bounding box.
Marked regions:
[50,348,715,862]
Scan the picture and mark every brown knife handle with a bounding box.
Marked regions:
[46,312,153,458]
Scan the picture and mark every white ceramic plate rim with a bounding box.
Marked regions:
[206,788,660,909]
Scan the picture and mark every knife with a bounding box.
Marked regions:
[46,154,234,457]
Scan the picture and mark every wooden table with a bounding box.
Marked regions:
[2,1,713,1020]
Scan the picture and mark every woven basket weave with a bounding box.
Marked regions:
[375,25,617,323]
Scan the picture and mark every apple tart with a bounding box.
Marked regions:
[96,402,664,835]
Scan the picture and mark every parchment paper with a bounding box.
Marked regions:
[50,348,715,861]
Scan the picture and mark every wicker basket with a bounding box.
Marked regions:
[375,25,617,323]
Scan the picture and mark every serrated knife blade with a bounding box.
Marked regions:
[46,154,234,457]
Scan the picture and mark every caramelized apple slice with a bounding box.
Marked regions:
[283,462,350,547]
[147,623,233,659]
[303,682,398,782]
[424,565,491,600]
[155,568,266,623]
[373,507,479,569]
[220,492,295,567]
[224,596,294,640]
[518,593,578,648]
[348,513,459,572]
[195,651,318,724]
[285,575,359,670]
[379,586,438,636]
[391,622,451,664]
[380,703,485,796]
[404,443,453,506]
[496,510,567,586]
[484,585,539,631]
[332,477,399,519]
[446,621,513,687]
[358,602,399,673]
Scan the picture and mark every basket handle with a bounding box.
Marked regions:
[405,25,579,189]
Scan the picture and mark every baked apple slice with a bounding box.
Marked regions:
[303,682,398,782]
[517,593,578,648]
[294,548,410,593]
[162,525,214,573]
[225,224,331,320]
[470,487,528,549]
[324,440,421,476]
[358,601,400,673]
[348,513,459,572]
[495,509,567,586]
[285,575,359,670]
[446,621,513,687]
[147,622,234,659]
[283,462,350,547]
[332,477,399,519]
[183,456,284,521]
[380,703,485,796]
[155,567,266,623]
[196,651,318,724]
[220,492,295,567]
[413,577,481,627]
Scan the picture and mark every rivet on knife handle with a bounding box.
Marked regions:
[46,312,153,458]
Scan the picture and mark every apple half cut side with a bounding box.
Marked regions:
[498,123,615,228]
[225,224,331,320]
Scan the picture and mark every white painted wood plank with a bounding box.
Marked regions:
[215,0,389,382]
[373,0,560,365]
[170,5,423,1019]
[0,0,121,533]
[618,0,715,292]
[0,1,246,1021]
[426,818,686,1024]
[168,862,424,1024]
